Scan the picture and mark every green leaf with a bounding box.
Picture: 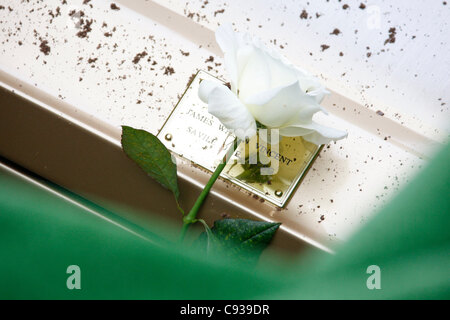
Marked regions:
[121,126,179,199]
[198,219,281,263]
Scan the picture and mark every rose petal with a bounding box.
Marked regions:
[216,24,255,94]
[206,84,257,140]
[237,47,272,101]
[198,79,222,103]
[263,51,298,89]
[278,126,314,137]
[280,121,347,145]
[245,80,320,128]
[215,25,239,92]
[298,75,330,103]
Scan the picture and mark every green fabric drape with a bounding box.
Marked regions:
[0,144,449,299]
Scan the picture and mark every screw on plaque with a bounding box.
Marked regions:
[165,133,173,141]
[275,190,283,197]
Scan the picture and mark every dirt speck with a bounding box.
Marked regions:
[76,19,93,39]
[384,27,397,45]
[300,9,308,19]
[180,50,190,56]
[132,51,148,64]
[39,39,51,55]
[320,44,330,51]
[330,28,341,36]
[163,66,175,75]
[214,9,224,17]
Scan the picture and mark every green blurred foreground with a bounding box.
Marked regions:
[0,144,449,299]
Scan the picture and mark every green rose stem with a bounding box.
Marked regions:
[180,138,239,240]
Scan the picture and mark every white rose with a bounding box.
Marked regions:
[199,24,347,145]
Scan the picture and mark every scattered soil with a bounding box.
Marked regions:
[186,73,196,87]
[76,19,93,39]
[163,66,175,75]
[384,27,397,45]
[132,51,148,64]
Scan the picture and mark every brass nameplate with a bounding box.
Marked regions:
[158,71,321,207]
